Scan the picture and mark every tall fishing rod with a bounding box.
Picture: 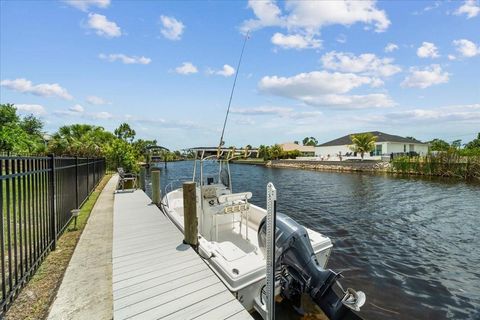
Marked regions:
[217,31,249,157]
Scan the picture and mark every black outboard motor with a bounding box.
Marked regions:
[258,213,365,320]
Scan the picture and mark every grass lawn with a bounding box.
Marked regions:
[4,174,111,320]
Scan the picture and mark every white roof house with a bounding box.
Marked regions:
[315,131,429,160]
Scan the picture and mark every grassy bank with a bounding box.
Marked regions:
[391,153,480,180]
[4,174,111,320]
[231,158,266,165]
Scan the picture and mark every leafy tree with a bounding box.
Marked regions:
[429,138,450,151]
[451,139,462,149]
[21,115,44,136]
[48,124,115,156]
[303,137,318,146]
[114,123,136,142]
[0,103,44,154]
[269,144,283,160]
[349,133,377,159]
[405,136,416,141]
[465,133,480,150]
[293,141,299,145]
[104,138,138,172]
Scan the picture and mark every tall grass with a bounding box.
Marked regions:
[391,150,480,180]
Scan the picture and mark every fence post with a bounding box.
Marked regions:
[75,156,79,208]
[49,154,57,250]
[86,157,90,193]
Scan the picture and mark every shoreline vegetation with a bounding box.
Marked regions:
[264,157,480,181]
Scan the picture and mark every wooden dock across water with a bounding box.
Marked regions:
[113,189,253,320]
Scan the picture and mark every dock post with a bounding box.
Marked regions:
[139,166,146,191]
[183,181,198,247]
[151,169,161,205]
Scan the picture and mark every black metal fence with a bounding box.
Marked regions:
[0,155,105,312]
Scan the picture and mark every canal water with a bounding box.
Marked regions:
[146,161,480,320]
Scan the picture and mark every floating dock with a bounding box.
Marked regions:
[113,189,253,320]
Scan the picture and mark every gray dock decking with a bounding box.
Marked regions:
[113,189,253,320]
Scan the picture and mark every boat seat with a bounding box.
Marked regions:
[218,192,252,204]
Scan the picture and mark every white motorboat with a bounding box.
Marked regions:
[161,148,366,319]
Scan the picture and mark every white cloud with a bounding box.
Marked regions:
[91,111,113,119]
[384,43,399,52]
[241,0,390,37]
[417,42,440,58]
[320,51,401,78]
[99,53,151,64]
[175,62,198,75]
[401,64,449,89]
[231,106,323,119]
[380,104,480,123]
[15,104,47,115]
[64,0,110,11]
[453,39,480,57]
[448,54,457,61]
[1,78,73,100]
[454,0,480,19]
[231,106,293,116]
[69,104,84,113]
[216,64,235,77]
[160,15,184,40]
[207,65,236,77]
[271,32,321,49]
[258,71,395,108]
[86,95,110,105]
[87,13,121,38]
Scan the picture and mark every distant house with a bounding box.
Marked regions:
[315,131,429,160]
[280,142,315,156]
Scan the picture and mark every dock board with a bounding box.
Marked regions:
[113,189,253,320]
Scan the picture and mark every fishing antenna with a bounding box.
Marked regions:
[217,31,249,157]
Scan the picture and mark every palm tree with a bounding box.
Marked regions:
[349,133,377,160]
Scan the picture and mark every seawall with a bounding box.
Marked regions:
[267,159,390,173]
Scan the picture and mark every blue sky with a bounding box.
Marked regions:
[1,0,479,149]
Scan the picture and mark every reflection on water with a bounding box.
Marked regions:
[147,161,480,320]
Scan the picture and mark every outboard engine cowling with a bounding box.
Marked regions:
[258,213,365,320]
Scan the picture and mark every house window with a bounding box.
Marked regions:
[404,144,406,152]
[375,144,382,156]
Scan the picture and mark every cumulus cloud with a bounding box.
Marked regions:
[175,62,198,75]
[417,42,440,58]
[1,78,73,100]
[91,111,113,119]
[453,39,480,57]
[372,104,480,123]
[15,104,47,115]
[271,32,321,49]
[401,64,449,89]
[69,104,84,113]
[87,13,121,38]
[320,51,401,78]
[241,0,390,46]
[384,43,399,52]
[258,71,395,109]
[64,0,110,11]
[99,53,151,64]
[231,106,323,119]
[86,95,110,105]
[216,64,235,77]
[454,0,480,19]
[160,15,184,40]
[207,64,235,77]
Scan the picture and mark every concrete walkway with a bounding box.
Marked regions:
[48,175,118,320]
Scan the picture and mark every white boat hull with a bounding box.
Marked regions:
[162,187,332,312]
